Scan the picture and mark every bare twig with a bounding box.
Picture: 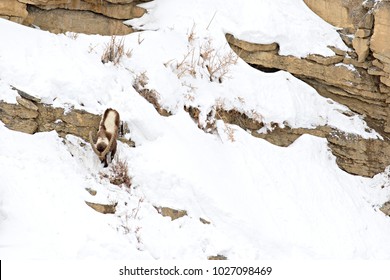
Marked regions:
[206,11,217,30]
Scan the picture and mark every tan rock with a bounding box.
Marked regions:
[367,66,386,76]
[226,34,390,147]
[225,34,279,53]
[355,28,372,38]
[372,59,384,69]
[0,97,135,149]
[373,53,390,65]
[371,2,390,61]
[18,0,69,4]
[0,101,38,119]
[0,115,38,134]
[34,0,146,20]
[327,132,390,177]
[304,0,365,31]
[85,201,117,214]
[105,0,136,3]
[306,54,344,65]
[27,6,134,35]
[383,64,390,74]
[343,57,371,69]
[380,75,390,87]
[154,206,188,221]
[352,37,370,62]
[380,84,390,94]
[16,96,39,111]
[12,85,42,102]
[328,45,347,56]
[380,202,390,216]
[358,12,374,30]
[338,32,354,48]
[0,0,28,20]
[0,102,39,134]
[0,15,23,24]
[228,43,376,93]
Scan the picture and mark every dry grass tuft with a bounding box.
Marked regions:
[101,36,132,65]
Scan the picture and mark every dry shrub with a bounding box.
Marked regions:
[166,35,238,83]
[187,23,197,43]
[101,36,132,65]
[202,41,238,82]
[223,124,236,142]
[100,157,132,189]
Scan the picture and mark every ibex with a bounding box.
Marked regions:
[89,108,120,167]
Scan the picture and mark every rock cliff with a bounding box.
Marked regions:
[225,0,390,177]
[0,87,133,147]
[2,0,390,178]
[0,0,150,35]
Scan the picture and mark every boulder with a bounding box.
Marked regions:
[0,0,28,23]
[371,2,390,61]
[85,201,117,214]
[224,33,390,177]
[154,206,188,221]
[355,28,372,38]
[26,6,134,35]
[32,0,145,20]
[1,0,150,35]
[303,0,366,31]
[352,37,370,62]
[358,12,374,30]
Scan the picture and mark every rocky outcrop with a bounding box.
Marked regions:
[0,0,28,24]
[186,104,390,177]
[223,1,390,177]
[227,34,389,132]
[304,0,363,30]
[85,201,117,214]
[0,0,150,35]
[303,0,368,32]
[154,206,188,221]
[381,201,390,216]
[0,87,133,146]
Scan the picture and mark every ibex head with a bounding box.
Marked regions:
[89,108,120,167]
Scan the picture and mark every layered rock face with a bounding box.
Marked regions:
[0,88,133,147]
[2,0,390,179]
[0,0,149,35]
[303,0,367,32]
[226,1,390,177]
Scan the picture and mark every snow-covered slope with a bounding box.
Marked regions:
[1,0,390,259]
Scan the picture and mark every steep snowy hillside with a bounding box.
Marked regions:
[1,0,390,260]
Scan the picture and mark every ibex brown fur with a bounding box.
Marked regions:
[89,108,120,167]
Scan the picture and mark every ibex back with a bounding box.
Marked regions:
[89,108,120,167]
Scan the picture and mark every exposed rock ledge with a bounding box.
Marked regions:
[0,0,151,35]
[185,105,390,178]
[222,2,390,177]
[0,89,133,147]
[2,86,389,178]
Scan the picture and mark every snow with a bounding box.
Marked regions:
[128,0,347,57]
[1,0,390,260]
